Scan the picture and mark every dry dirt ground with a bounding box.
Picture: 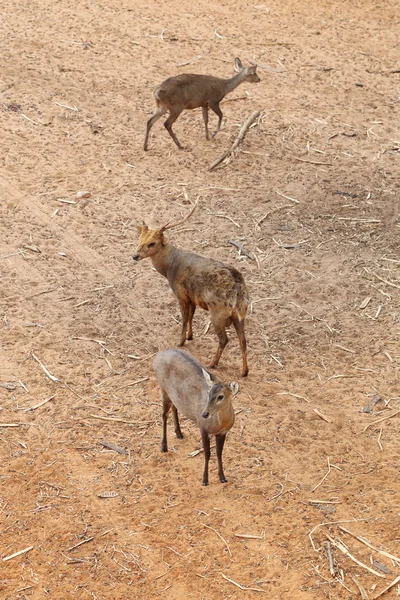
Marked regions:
[1,0,399,598]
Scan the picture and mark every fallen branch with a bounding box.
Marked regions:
[221,572,268,592]
[228,240,254,259]
[23,394,57,412]
[209,110,262,171]
[363,409,400,432]
[339,526,400,562]
[373,575,400,599]
[3,546,34,562]
[326,534,386,578]
[203,524,232,556]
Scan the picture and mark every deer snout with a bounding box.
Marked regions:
[132,254,140,261]
[202,411,209,419]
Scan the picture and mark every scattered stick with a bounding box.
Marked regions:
[255,204,294,230]
[89,414,151,426]
[369,271,400,291]
[373,575,400,599]
[363,409,400,432]
[221,572,267,592]
[325,534,386,578]
[31,353,59,382]
[311,458,332,492]
[23,394,57,412]
[0,423,24,427]
[100,440,128,455]
[3,546,34,562]
[228,240,254,259]
[0,250,26,260]
[276,391,310,403]
[177,55,202,67]
[207,212,240,228]
[377,428,383,451]
[234,533,263,539]
[55,101,79,111]
[352,577,370,600]
[313,408,333,423]
[290,156,332,166]
[334,344,356,354]
[209,110,262,171]
[274,190,300,204]
[338,526,400,562]
[66,537,94,552]
[203,524,232,557]
[324,541,335,576]
[115,377,149,391]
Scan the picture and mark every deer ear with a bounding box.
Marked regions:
[137,225,148,234]
[234,57,243,72]
[229,381,240,396]
[202,368,214,388]
[248,65,257,74]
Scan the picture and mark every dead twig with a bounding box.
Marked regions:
[324,541,335,576]
[313,408,333,423]
[3,546,34,562]
[326,534,386,578]
[100,440,129,455]
[209,110,262,171]
[363,409,400,432]
[203,524,232,556]
[221,572,268,592]
[23,394,57,412]
[228,240,254,259]
[338,526,400,562]
[31,352,59,382]
[89,414,151,426]
[66,537,94,552]
[352,577,370,599]
[255,204,294,230]
[373,575,400,599]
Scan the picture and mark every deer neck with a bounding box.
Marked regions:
[224,72,247,95]
[150,243,175,278]
[216,402,235,433]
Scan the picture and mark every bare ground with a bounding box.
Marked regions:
[1,0,399,598]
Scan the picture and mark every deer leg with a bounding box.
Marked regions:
[164,108,184,149]
[202,106,210,140]
[201,429,211,486]
[161,391,172,452]
[209,103,223,138]
[215,434,227,483]
[232,315,249,377]
[177,298,190,346]
[144,106,167,151]
[172,405,183,439]
[209,319,229,369]
[187,303,196,340]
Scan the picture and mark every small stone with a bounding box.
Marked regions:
[76,190,91,199]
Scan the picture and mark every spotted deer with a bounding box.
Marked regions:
[132,202,249,377]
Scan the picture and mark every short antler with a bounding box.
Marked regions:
[160,199,199,232]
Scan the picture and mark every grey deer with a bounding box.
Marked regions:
[154,348,236,485]
[144,57,260,150]
[132,202,249,377]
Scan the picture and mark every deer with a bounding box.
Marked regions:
[153,348,237,485]
[132,202,249,377]
[143,57,260,151]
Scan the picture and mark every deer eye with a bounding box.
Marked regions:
[148,242,156,248]
[217,394,224,401]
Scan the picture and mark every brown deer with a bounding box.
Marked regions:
[144,57,260,151]
[153,348,237,485]
[133,203,249,377]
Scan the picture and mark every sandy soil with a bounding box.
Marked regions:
[1,0,399,598]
